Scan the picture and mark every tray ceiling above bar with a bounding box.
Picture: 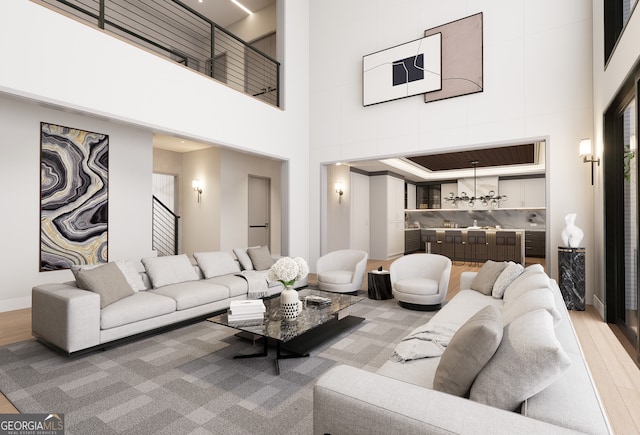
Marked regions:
[407,143,536,171]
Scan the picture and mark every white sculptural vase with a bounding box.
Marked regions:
[561,213,584,248]
[280,287,303,320]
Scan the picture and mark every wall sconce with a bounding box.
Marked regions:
[579,139,600,185]
[335,182,344,203]
[192,179,203,203]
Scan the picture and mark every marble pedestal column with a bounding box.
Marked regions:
[558,247,586,311]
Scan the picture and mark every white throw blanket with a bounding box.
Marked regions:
[237,271,270,298]
[391,323,458,362]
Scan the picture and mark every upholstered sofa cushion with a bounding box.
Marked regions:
[433,305,503,397]
[100,292,176,329]
[247,246,274,270]
[492,261,524,299]
[141,254,199,288]
[205,274,249,297]
[469,309,571,411]
[151,281,230,310]
[193,250,241,279]
[318,270,353,285]
[75,262,135,308]
[502,287,562,326]
[394,278,439,295]
[470,261,507,295]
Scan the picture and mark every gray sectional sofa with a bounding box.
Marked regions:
[32,248,307,354]
[314,264,611,434]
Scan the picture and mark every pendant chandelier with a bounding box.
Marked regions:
[443,160,507,207]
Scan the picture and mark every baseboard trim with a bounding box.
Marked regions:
[593,295,606,321]
[0,296,31,313]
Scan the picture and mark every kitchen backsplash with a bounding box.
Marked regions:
[405,208,546,230]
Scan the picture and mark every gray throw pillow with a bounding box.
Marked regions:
[469,309,572,411]
[470,260,507,295]
[433,305,503,397]
[247,246,274,271]
[75,262,135,308]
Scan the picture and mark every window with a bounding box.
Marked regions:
[605,0,639,64]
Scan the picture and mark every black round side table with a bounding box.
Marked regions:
[367,271,393,300]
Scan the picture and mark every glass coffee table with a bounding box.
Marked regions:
[208,288,365,374]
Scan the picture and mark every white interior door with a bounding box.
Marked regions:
[248,175,270,248]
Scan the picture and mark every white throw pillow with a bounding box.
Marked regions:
[233,248,254,270]
[502,287,562,326]
[141,254,199,288]
[492,262,524,299]
[502,270,551,302]
[114,260,147,291]
[469,309,571,411]
[194,251,241,279]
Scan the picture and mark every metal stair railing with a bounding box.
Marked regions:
[38,0,281,107]
[152,195,180,256]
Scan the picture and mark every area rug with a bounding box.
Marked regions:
[0,296,434,435]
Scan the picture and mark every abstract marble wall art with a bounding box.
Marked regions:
[423,12,483,104]
[363,33,442,106]
[40,122,109,271]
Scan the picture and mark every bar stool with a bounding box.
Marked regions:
[444,230,465,264]
[495,231,517,262]
[422,230,442,255]
[467,230,488,266]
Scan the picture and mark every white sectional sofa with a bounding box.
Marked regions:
[32,247,307,355]
[313,263,611,434]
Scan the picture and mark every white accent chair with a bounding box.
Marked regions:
[316,250,369,294]
[390,253,452,310]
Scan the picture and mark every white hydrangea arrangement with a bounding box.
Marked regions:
[268,257,309,288]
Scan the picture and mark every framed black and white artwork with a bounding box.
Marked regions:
[363,33,442,106]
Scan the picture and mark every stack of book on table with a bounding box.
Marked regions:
[227,300,266,324]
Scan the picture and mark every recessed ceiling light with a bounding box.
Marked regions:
[231,0,253,15]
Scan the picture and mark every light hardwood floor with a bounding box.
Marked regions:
[1,261,640,433]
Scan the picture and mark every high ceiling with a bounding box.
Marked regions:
[180,0,275,27]
[153,3,544,181]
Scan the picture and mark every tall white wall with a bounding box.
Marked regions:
[309,0,595,302]
[0,95,154,311]
[0,0,310,310]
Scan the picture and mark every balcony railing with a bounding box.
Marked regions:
[39,0,281,107]
[152,195,179,256]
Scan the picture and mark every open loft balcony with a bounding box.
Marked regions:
[38,0,281,106]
